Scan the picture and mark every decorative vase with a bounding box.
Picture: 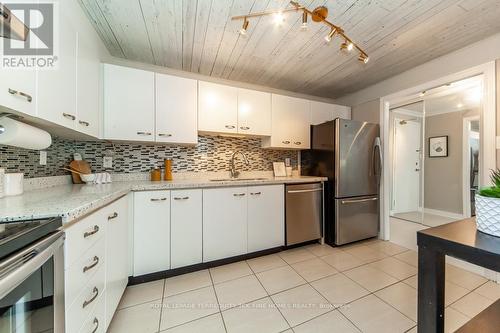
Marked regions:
[475,194,500,237]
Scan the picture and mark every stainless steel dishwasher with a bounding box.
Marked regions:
[285,183,323,246]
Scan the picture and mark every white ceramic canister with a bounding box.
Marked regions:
[4,173,24,196]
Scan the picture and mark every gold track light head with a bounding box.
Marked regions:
[358,53,369,64]
[239,18,249,35]
[341,41,354,51]
[301,11,308,30]
[324,28,336,43]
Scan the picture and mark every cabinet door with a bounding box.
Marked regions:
[104,197,128,329]
[76,33,100,137]
[291,98,311,149]
[203,187,247,262]
[198,81,238,134]
[237,88,271,136]
[170,189,202,268]
[133,191,170,276]
[36,2,77,129]
[103,64,155,141]
[311,101,351,125]
[0,21,36,116]
[332,104,351,120]
[247,185,284,252]
[156,73,198,144]
[263,94,310,149]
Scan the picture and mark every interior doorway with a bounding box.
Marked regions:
[388,76,483,228]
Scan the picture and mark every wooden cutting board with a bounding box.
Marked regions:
[69,160,91,184]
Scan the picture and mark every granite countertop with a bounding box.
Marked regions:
[0,176,327,224]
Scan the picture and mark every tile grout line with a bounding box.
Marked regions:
[208,268,229,333]
[157,279,168,333]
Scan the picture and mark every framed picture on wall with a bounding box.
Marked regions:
[429,136,448,157]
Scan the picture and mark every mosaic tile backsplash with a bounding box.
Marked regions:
[0,136,298,178]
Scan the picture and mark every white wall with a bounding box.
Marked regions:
[336,32,500,107]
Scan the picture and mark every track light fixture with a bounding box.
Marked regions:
[231,1,370,64]
[358,53,369,64]
[239,18,249,35]
[301,11,308,30]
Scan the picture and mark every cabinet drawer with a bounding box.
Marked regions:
[66,264,105,333]
[65,236,105,307]
[78,291,105,333]
[64,209,105,269]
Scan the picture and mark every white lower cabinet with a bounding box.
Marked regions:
[64,195,128,333]
[171,189,203,268]
[103,197,129,329]
[203,187,248,262]
[133,191,171,276]
[247,185,284,252]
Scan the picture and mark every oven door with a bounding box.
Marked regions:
[0,231,64,333]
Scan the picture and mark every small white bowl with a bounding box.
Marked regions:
[80,174,96,183]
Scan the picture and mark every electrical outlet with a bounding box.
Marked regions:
[40,151,47,165]
[103,156,113,169]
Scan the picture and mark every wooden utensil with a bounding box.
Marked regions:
[68,160,91,184]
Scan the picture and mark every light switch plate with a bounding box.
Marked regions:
[39,151,47,165]
[103,156,113,168]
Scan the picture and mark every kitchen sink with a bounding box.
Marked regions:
[209,177,269,182]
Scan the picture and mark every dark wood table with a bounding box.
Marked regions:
[417,218,500,333]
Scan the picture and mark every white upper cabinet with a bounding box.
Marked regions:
[262,94,311,149]
[76,33,100,137]
[310,101,351,125]
[237,88,271,136]
[198,81,238,134]
[36,0,78,129]
[155,73,198,145]
[103,64,155,141]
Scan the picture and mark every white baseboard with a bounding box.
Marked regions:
[424,208,466,220]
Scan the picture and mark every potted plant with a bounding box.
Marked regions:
[476,169,500,237]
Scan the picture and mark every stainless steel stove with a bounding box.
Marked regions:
[0,217,64,333]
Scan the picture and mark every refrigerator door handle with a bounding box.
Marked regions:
[373,137,383,179]
[341,197,378,204]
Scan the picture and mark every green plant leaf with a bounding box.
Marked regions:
[479,186,500,198]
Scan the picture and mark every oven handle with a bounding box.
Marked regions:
[0,231,64,299]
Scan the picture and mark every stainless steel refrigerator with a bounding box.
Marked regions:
[302,118,382,245]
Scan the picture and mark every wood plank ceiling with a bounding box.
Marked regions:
[78,0,500,99]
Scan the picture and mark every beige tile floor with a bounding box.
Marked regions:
[108,239,500,333]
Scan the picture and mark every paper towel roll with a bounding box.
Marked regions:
[0,117,52,150]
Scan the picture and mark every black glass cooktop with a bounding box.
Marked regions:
[0,217,62,260]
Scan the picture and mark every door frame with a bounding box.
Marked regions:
[379,62,496,241]
[462,116,480,218]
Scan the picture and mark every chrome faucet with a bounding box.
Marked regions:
[230,151,250,178]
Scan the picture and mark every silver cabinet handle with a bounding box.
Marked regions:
[282,141,290,144]
[79,120,90,127]
[341,197,378,204]
[294,141,302,145]
[250,192,261,195]
[137,131,152,136]
[240,126,250,130]
[83,225,99,238]
[287,188,322,194]
[8,88,32,102]
[83,256,99,273]
[91,318,99,333]
[173,196,189,200]
[63,113,76,121]
[225,125,235,129]
[151,197,167,202]
[233,193,246,197]
[108,212,118,220]
[158,133,172,137]
[82,287,99,308]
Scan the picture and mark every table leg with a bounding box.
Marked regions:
[418,245,445,333]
